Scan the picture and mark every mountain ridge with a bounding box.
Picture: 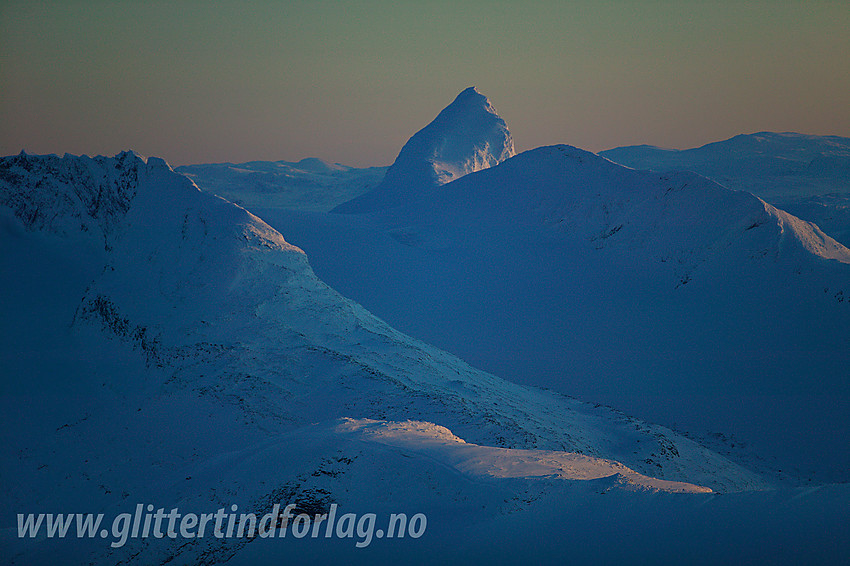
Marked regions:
[600,132,850,248]
[3,135,850,562]
[0,151,764,500]
[260,139,850,483]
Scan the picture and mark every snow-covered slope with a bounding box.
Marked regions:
[260,144,850,485]
[335,418,711,493]
[601,132,850,245]
[175,158,385,212]
[4,150,809,564]
[333,87,514,213]
[0,151,753,487]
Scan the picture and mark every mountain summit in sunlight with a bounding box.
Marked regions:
[334,87,515,212]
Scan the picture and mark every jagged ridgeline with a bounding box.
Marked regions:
[4,90,850,563]
[0,149,756,490]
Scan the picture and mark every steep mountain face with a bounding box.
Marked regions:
[333,87,515,213]
[600,132,850,246]
[0,150,142,250]
[1,151,781,564]
[257,144,850,484]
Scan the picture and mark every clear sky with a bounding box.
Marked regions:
[1,0,848,167]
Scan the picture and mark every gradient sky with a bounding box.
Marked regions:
[2,1,848,167]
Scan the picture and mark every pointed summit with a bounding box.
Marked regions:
[334,87,515,213]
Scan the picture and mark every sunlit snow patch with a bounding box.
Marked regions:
[335,418,712,493]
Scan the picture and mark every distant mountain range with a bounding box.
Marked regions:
[3,91,850,564]
[601,132,850,246]
[176,157,385,213]
[244,94,850,486]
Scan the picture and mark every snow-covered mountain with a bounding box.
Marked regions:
[175,157,385,213]
[255,134,850,484]
[4,150,813,564]
[601,132,850,245]
[333,87,515,213]
[601,132,850,186]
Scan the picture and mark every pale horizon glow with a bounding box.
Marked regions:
[1,1,848,168]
